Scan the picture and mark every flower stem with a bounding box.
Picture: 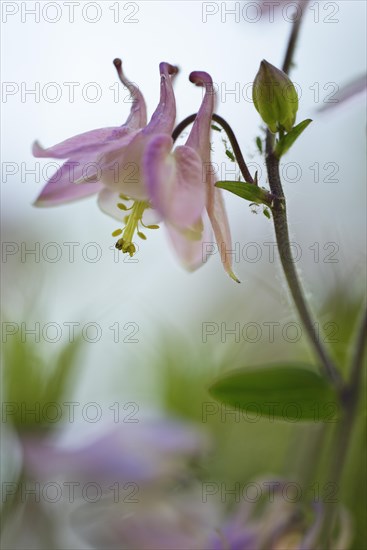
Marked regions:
[320,305,367,544]
[263,0,341,387]
[349,304,367,391]
[265,141,342,387]
[172,113,254,184]
[267,7,366,544]
[281,1,309,74]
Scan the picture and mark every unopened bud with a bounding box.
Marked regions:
[252,60,298,133]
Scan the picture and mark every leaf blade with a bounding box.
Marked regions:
[275,119,312,158]
[209,363,339,422]
[215,181,272,206]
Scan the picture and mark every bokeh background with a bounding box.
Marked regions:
[1,1,366,548]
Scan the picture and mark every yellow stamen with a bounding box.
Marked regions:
[114,199,155,256]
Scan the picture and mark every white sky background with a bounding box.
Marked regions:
[1,1,366,405]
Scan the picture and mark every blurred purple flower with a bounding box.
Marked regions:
[72,476,350,550]
[21,418,210,485]
[8,422,353,550]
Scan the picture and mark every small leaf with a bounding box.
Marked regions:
[225,149,235,162]
[215,181,272,206]
[209,363,339,422]
[275,119,312,158]
[211,124,222,132]
[256,136,263,154]
[263,207,271,219]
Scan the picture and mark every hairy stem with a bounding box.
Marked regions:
[265,145,342,387]
[281,1,308,74]
[263,0,341,385]
[172,113,254,184]
[268,4,365,544]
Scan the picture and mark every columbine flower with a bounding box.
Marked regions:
[33,59,237,280]
[33,59,178,258]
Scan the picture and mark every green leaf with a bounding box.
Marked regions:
[275,119,312,158]
[263,207,271,219]
[211,124,221,132]
[215,181,272,206]
[225,149,235,162]
[209,363,339,422]
[256,136,263,154]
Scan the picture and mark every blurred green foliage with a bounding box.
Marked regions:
[1,328,82,433]
[0,281,365,546]
[157,285,366,544]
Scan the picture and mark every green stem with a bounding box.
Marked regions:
[265,143,342,387]
[264,0,341,387]
[321,305,367,544]
[349,305,367,391]
[264,3,366,545]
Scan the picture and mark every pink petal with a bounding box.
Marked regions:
[97,131,152,199]
[32,126,132,160]
[113,58,147,129]
[144,134,206,227]
[186,72,238,281]
[142,207,162,225]
[33,61,147,160]
[206,173,240,282]
[34,156,103,206]
[143,62,178,136]
[166,213,212,272]
[186,71,216,161]
[97,188,125,220]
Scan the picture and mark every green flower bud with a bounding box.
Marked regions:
[252,60,298,134]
